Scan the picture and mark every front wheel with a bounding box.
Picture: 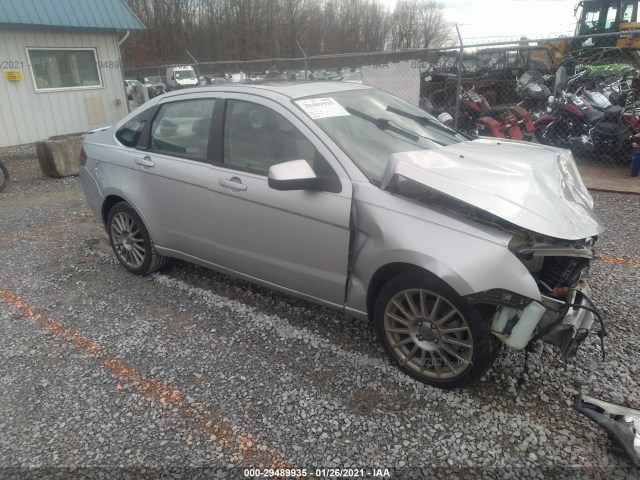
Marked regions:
[107,202,169,275]
[535,120,569,148]
[374,272,499,388]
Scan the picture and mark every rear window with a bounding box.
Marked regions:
[149,99,215,160]
[115,108,152,148]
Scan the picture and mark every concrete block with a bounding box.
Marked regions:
[35,133,85,178]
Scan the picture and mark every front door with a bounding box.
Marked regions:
[207,95,352,306]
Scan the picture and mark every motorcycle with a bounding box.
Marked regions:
[515,70,554,122]
[580,87,640,140]
[418,97,455,128]
[584,68,640,110]
[579,70,640,140]
[534,67,633,158]
[458,87,532,140]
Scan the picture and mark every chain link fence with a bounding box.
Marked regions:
[123,30,640,170]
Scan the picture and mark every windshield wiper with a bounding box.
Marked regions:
[345,107,420,141]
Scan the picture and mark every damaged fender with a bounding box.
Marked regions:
[344,182,542,318]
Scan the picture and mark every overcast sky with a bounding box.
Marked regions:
[387,0,581,43]
[446,0,579,41]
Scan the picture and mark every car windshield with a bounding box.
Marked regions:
[175,70,196,79]
[145,77,163,85]
[294,89,466,183]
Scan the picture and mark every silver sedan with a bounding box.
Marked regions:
[80,82,603,388]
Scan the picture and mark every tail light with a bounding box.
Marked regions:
[79,146,87,166]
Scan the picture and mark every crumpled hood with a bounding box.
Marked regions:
[380,138,604,240]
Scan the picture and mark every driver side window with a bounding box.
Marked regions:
[223,99,334,177]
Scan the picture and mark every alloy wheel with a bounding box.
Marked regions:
[383,288,474,380]
[110,211,146,269]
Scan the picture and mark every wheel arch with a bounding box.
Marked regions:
[366,263,442,320]
[101,194,127,225]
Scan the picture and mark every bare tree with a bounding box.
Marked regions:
[121,0,447,66]
[419,0,453,49]
[390,0,452,50]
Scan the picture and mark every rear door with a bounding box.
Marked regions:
[206,93,353,306]
[122,92,217,259]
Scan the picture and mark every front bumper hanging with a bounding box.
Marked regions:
[574,394,640,467]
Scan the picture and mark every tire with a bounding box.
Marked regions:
[535,120,570,148]
[106,202,169,275]
[534,119,555,145]
[0,161,9,193]
[374,272,499,389]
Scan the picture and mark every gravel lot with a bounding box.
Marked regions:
[0,146,638,479]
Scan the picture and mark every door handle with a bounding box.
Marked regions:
[219,177,247,191]
[135,156,155,167]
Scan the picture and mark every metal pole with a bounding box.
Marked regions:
[186,49,200,78]
[297,41,308,80]
[454,24,463,130]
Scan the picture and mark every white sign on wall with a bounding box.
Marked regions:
[361,61,420,106]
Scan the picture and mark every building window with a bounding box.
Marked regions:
[27,48,102,91]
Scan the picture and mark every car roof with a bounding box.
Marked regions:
[160,81,372,101]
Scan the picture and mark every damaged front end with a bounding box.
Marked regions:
[380,141,607,360]
[469,232,602,358]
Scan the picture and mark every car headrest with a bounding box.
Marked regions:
[191,118,211,136]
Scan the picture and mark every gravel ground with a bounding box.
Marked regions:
[0,146,639,479]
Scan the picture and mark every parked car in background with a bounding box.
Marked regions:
[124,79,139,100]
[265,69,287,81]
[248,72,266,82]
[79,82,603,389]
[309,70,328,80]
[141,76,166,98]
[324,69,343,80]
[207,76,227,85]
[342,70,362,84]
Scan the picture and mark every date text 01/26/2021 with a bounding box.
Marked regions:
[243,468,392,478]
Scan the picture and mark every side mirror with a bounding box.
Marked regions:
[268,160,318,191]
[268,160,341,193]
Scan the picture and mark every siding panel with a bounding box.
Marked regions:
[11,28,42,142]
[0,27,127,146]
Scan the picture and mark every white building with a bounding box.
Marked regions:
[0,0,144,147]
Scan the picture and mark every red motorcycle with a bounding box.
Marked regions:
[535,68,633,157]
[458,87,534,140]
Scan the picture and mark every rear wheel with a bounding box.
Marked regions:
[107,202,169,275]
[374,272,499,388]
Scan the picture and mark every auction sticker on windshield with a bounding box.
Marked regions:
[296,98,350,119]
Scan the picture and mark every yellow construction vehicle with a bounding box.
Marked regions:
[574,0,640,47]
[533,1,640,66]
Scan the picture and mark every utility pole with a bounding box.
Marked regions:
[454,24,464,130]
